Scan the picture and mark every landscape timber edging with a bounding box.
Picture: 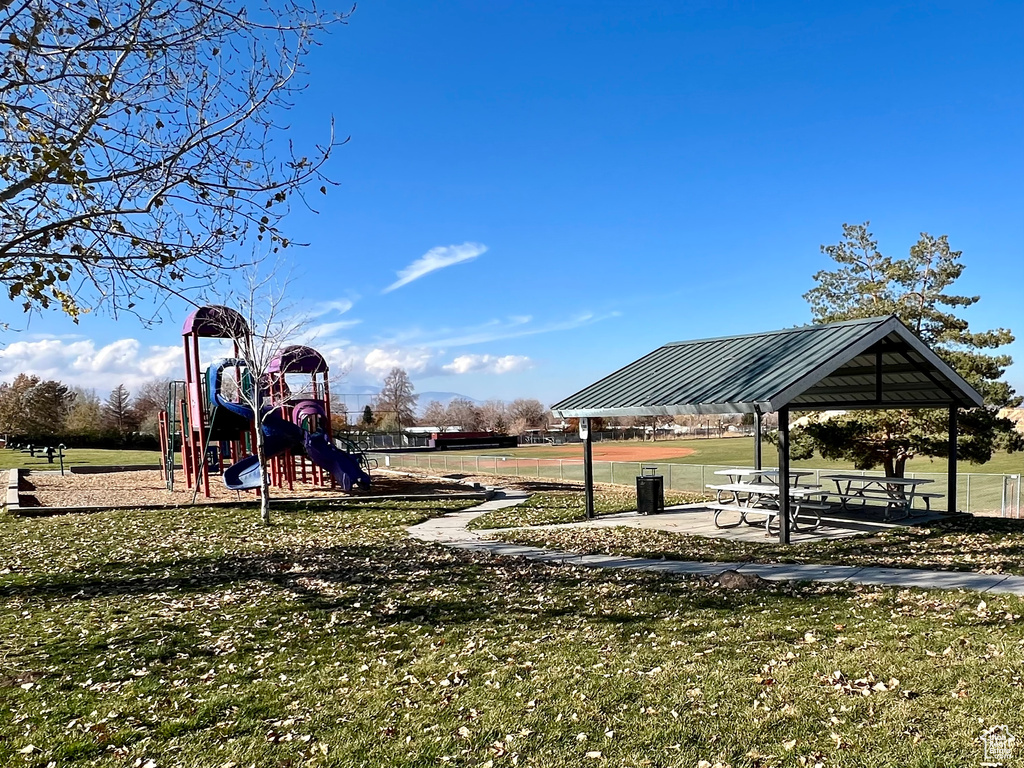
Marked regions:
[6,467,493,517]
[6,468,18,510]
[69,464,174,474]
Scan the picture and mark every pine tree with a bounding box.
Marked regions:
[795,223,1022,475]
[22,379,75,436]
[103,384,137,434]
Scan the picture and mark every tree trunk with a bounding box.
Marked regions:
[254,416,271,525]
[883,455,896,477]
[883,454,906,479]
[893,455,907,479]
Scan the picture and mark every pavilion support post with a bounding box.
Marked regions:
[753,407,763,470]
[777,407,791,545]
[948,406,958,515]
[583,419,595,520]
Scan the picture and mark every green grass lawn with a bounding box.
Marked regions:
[464,437,1024,475]
[500,514,1024,575]
[2,498,1023,766]
[0,447,162,471]
[492,489,1024,575]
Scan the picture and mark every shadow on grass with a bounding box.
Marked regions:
[0,535,828,630]
[913,515,1024,537]
[501,511,1024,575]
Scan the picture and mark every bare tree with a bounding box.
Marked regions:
[420,400,450,432]
[376,368,417,431]
[478,399,510,433]
[0,0,347,320]
[446,398,481,432]
[509,398,547,430]
[131,379,170,428]
[211,269,309,523]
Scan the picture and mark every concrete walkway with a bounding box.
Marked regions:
[408,491,1024,596]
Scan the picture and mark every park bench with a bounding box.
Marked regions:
[914,492,945,512]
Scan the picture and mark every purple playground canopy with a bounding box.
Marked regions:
[268,345,328,375]
[182,305,249,339]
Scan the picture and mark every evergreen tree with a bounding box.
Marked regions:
[795,223,1022,475]
[361,405,375,428]
[103,384,138,434]
[23,379,75,436]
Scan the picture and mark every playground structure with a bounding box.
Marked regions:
[158,305,373,499]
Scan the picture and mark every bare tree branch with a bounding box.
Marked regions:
[0,0,350,322]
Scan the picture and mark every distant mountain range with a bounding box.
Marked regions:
[335,385,382,396]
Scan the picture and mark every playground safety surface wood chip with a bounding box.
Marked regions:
[22,469,471,509]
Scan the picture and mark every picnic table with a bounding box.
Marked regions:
[820,473,938,520]
[706,481,830,535]
[713,468,817,485]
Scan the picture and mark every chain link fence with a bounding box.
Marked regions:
[374,452,1023,518]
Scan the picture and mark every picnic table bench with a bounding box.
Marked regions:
[706,482,830,534]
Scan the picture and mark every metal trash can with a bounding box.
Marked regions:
[636,466,665,515]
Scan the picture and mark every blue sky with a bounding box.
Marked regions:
[3,0,1022,406]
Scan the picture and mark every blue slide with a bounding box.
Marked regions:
[209,360,371,492]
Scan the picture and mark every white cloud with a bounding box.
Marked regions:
[376,310,621,348]
[0,333,535,398]
[319,345,534,385]
[0,338,183,391]
[361,347,438,377]
[139,346,183,377]
[293,319,362,346]
[443,354,533,375]
[383,242,487,293]
[309,298,355,318]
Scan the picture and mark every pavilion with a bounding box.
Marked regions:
[550,315,983,543]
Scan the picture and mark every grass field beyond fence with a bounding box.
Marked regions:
[461,436,1024,475]
[380,448,1023,517]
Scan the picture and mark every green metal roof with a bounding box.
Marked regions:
[551,315,984,417]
